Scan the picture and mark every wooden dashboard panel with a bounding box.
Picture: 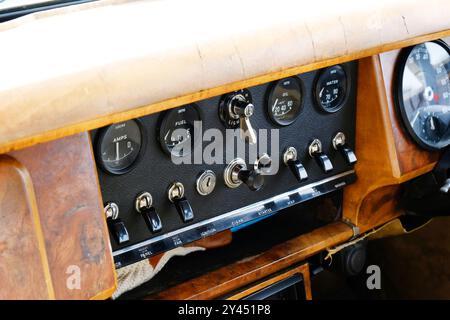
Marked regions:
[343,48,442,232]
[0,156,54,299]
[9,133,116,299]
[379,50,440,175]
[147,222,352,300]
[225,263,312,300]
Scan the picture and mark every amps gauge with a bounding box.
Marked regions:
[95,120,144,175]
[395,40,450,151]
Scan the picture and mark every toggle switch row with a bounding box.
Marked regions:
[105,182,194,244]
[224,132,357,191]
[291,131,357,180]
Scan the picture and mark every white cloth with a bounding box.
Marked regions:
[112,246,204,299]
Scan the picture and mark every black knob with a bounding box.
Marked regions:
[173,197,194,222]
[309,139,333,173]
[141,206,162,233]
[287,159,308,182]
[339,241,367,276]
[337,145,357,165]
[314,153,333,173]
[107,219,129,245]
[238,169,264,191]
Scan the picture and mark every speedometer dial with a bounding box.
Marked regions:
[266,77,303,126]
[396,40,450,150]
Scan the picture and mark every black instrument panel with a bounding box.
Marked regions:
[92,61,358,268]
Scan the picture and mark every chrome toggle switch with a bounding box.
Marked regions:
[332,132,357,165]
[135,192,162,233]
[283,147,308,182]
[104,202,129,245]
[168,182,194,223]
[309,139,333,173]
[254,153,273,175]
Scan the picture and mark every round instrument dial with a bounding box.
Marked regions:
[266,77,303,126]
[314,65,348,112]
[396,40,450,150]
[157,104,202,157]
[96,120,143,175]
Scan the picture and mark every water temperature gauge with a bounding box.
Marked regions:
[314,65,348,113]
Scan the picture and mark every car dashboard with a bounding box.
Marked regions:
[0,0,450,301]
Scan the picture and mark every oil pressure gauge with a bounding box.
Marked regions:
[395,40,450,150]
[96,120,143,175]
[266,77,303,126]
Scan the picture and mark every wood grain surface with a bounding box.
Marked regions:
[225,263,312,300]
[0,155,54,299]
[379,50,440,175]
[343,54,440,229]
[9,133,116,299]
[147,222,352,300]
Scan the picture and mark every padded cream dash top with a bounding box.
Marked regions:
[0,0,449,151]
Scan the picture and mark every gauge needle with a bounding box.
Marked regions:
[430,117,436,131]
[273,98,278,111]
[411,110,420,126]
[116,142,120,160]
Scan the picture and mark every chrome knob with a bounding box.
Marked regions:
[104,202,119,220]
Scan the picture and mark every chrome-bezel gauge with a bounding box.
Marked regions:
[96,119,144,175]
[314,65,349,113]
[266,77,304,126]
[395,40,450,151]
[157,104,202,158]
